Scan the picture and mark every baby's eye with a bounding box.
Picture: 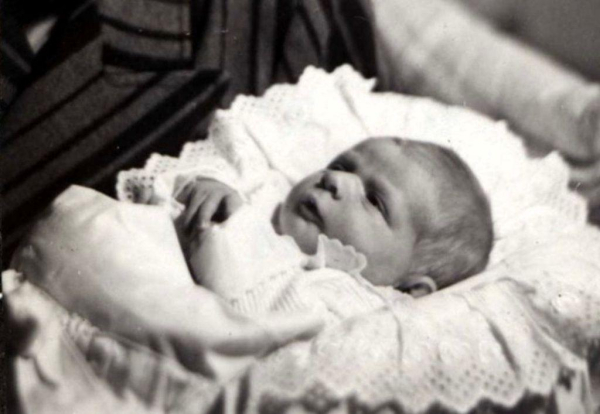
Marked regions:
[328,162,347,172]
[367,193,386,216]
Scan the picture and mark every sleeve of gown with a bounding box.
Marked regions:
[365,0,600,163]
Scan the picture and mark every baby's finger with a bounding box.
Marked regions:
[174,213,190,248]
[196,193,224,230]
[222,193,243,221]
[182,190,209,232]
[174,178,197,204]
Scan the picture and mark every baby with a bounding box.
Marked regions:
[174,137,493,297]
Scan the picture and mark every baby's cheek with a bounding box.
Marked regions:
[280,209,319,254]
[291,222,319,254]
[320,213,369,250]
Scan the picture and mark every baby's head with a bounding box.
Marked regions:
[277,137,493,296]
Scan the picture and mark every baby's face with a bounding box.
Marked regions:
[279,138,435,286]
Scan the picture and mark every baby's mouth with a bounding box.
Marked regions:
[298,195,323,227]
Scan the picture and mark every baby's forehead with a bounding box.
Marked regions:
[353,137,401,154]
[349,138,420,174]
[357,138,444,194]
[353,138,455,179]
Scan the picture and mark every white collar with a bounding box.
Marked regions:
[303,234,368,277]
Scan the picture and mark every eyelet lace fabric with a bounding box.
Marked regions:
[116,66,600,413]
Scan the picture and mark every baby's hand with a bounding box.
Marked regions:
[175,177,243,235]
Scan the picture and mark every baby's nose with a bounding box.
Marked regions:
[319,171,359,200]
[319,171,340,199]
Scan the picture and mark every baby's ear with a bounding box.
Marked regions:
[400,275,437,298]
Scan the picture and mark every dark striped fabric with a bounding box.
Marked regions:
[100,0,377,102]
[101,0,194,70]
[1,0,377,262]
[0,2,34,118]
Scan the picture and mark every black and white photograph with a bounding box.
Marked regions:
[2,0,600,412]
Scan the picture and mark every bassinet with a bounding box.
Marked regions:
[5,66,600,413]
